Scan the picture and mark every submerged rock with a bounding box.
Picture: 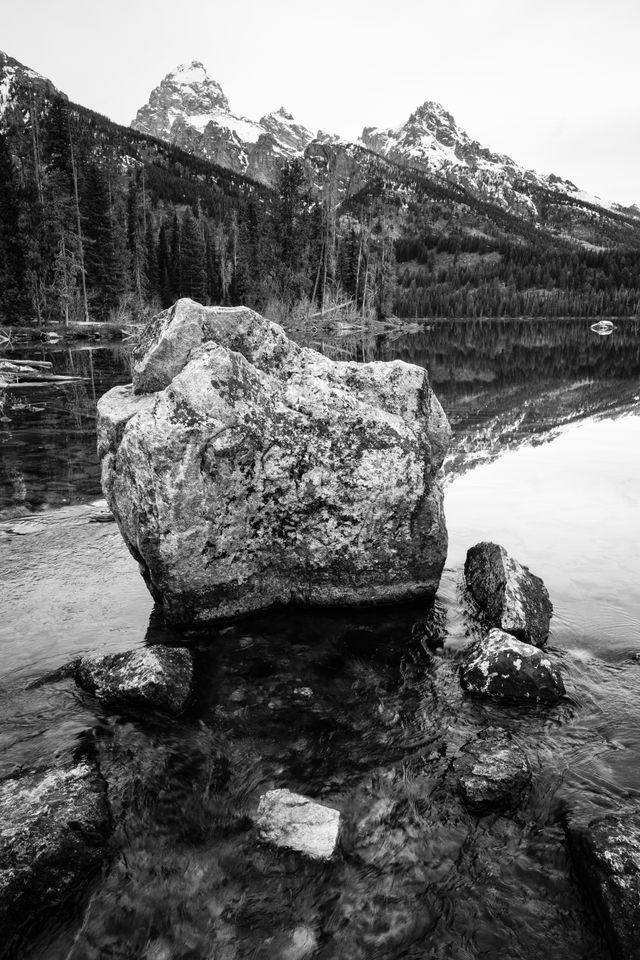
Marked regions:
[0,761,110,952]
[256,788,341,860]
[464,541,552,646]
[76,645,193,714]
[459,628,565,703]
[97,299,450,624]
[455,730,531,814]
[566,812,640,960]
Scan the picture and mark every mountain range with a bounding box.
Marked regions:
[132,60,638,222]
[0,48,639,327]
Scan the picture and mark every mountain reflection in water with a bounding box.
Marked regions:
[1,317,639,960]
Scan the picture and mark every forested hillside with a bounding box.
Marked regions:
[1,50,639,326]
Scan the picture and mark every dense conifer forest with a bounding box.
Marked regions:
[1,82,639,327]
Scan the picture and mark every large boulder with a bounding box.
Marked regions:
[0,761,111,953]
[76,646,193,715]
[565,812,640,960]
[464,541,553,647]
[97,300,451,624]
[459,628,565,703]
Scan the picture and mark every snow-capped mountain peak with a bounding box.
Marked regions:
[132,66,317,184]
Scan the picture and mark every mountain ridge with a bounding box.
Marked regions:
[131,61,637,221]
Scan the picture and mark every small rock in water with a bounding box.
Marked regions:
[459,628,565,703]
[256,788,341,860]
[565,812,640,960]
[455,730,531,814]
[281,924,318,960]
[76,645,193,714]
[464,541,552,646]
[0,761,111,952]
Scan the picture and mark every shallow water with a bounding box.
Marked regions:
[1,318,640,959]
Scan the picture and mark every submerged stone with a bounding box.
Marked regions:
[0,761,110,952]
[464,541,552,647]
[76,645,193,714]
[459,628,565,703]
[97,299,451,624]
[566,812,640,960]
[256,788,341,860]
[455,730,531,814]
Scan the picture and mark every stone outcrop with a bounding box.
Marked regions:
[565,811,640,960]
[459,628,565,703]
[0,761,111,952]
[256,788,341,860]
[464,542,553,647]
[455,730,531,814]
[97,299,450,624]
[76,646,193,714]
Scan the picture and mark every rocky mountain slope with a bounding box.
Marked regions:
[132,62,639,229]
[359,100,630,219]
[132,62,315,186]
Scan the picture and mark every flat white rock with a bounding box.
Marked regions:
[256,788,341,860]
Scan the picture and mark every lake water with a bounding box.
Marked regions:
[1,318,639,959]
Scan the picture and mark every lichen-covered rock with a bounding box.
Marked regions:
[459,628,565,703]
[256,788,341,860]
[565,812,640,960]
[76,645,193,714]
[455,730,531,814]
[464,541,552,646]
[0,761,110,952]
[97,299,451,624]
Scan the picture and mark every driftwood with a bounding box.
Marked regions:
[0,359,87,386]
[308,300,355,320]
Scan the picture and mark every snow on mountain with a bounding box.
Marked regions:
[359,100,614,216]
[132,64,314,184]
[133,62,631,220]
[0,50,54,123]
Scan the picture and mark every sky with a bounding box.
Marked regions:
[2,0,639,205]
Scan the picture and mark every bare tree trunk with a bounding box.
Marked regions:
[355,224,364,312]
[311,238,325,308]
[60,232,70,327]
[68,125,89,322]
[141,166,147,234]
[28,89,44,205]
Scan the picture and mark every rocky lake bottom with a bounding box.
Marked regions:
[1,317,640,959]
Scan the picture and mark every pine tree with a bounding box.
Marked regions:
[0,135,28,322]
[82,164,120,314]
[180,208,206,303]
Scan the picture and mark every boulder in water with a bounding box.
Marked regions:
[256,788,341,860]
[566,811,640,960]
[464,541,552,646]
[459,628,565,703]
[0,761,110,952]
[455,730,531,813]
[97,299,451,624]
[76,645,193,715]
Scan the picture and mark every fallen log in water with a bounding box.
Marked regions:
[0,359,87,385]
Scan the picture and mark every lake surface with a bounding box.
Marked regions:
[1,318,639,959]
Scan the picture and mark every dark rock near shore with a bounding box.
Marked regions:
[565,811,640,960]
[97,299,451,624]
[76,645,193,715]
[455,730,531,814]
[459,628,565,703]
[464,541,552,646]
[0,761,111,954]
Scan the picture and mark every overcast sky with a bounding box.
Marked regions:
[3,0,639,205]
